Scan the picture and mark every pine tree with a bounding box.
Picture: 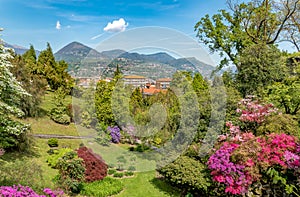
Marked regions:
[10,52,47,117]
[37,43,74,92]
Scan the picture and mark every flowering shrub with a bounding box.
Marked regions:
[219,97,278,142]
[237,96,277,124]
[108,126,121,143]
[0,185,65,197]
[209,133,300,195]
[208,142,253,194]
[257,133,297,169]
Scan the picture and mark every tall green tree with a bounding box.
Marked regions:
[10,47,47,117]
[37,43,74,92]
[195,0,299,70]
[236,44,286,96]
[265,52,300,115]
[0,31,31,150]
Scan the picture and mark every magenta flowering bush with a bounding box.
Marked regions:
[209,133,300,195]
[207,142,254,194]
[0,185,65,197]
[210,97,300,195]
[257,133,297,169]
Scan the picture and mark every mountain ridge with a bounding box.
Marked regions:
[5,41,215,78]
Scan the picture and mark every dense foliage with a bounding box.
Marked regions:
[77,146,108,182]
[55,151,85,193]
[0,31,31,150]
[10,47,47,117]
[80,177,123,197]
[158,156,211,194]
[46,148,73,168]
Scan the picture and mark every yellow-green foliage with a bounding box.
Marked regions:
[257,114,300,137]
[46,148,73,168]
[80,177,123,197]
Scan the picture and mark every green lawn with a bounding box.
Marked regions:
[115,171,180,197]
[23,116,79,136]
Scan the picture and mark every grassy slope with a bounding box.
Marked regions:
[2,91,180,196]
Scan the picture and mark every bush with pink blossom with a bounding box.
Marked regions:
[0,185,65,197]
[209,97,300,195]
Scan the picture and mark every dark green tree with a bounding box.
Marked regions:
[236,44,286,96]
[10,50,47,117]
[37,43,74,92]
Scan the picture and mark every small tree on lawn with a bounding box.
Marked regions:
[77,146,108,182]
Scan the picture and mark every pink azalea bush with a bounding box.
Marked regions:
[207,142,253,194]
[237,96,277,124]
[0,185,65,197]
[209,97,300,195]
[209,133,300,195]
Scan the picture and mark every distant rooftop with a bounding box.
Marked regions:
[156,78,172,82]
[123,75,146,79]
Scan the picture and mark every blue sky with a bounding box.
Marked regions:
[0,0,228,53]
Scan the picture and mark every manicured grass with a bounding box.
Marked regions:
[115,171,180,197]
[22,116,80,136]
[40,90,83,113]
[81,140,156,172]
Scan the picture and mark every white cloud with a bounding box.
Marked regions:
[103,18,128,33]
[56,21,61,30]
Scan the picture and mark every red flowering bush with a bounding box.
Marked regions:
[77,146,108,182]
[257,133,297,169]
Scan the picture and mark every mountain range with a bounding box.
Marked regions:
[7,41,215,79]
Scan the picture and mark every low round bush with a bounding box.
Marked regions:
[46,148,73,168]
[108,169,117,175]
[113,172,124,178]
[128,166,136,171]
[47,138,59,147]
[124,171,134,176]
[50,107,70,125]
[80,177,123,197]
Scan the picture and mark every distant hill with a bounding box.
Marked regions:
[54,41,215,78]
[119,51,176,64]
[100,49,126,59]
[4,43,40,56]
[54,41,105,63]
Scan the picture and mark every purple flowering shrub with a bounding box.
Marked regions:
[209,98,300,195]
[0,185,65,197]
[108,126,121,143]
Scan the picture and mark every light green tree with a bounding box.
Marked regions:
[195,0,299,70]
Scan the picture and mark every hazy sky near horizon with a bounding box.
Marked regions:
[0,0,229,53]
